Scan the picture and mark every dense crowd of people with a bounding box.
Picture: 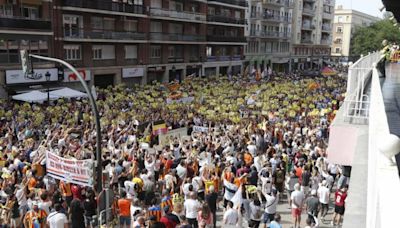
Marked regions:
[0,73,349,228]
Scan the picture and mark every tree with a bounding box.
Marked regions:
[350,20,400,57]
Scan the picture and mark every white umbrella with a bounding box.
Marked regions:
[12,90,60,103]
[49,87,88,99]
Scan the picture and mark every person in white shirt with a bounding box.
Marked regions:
[176,160,187,180]
[291,183,305,228]
[262,189,279,225]
[223,201,239,227]
[317,180,330,221]
[47,204,68,228]
[38,192,52,215]
[184,192,201,228]
[223,175,238,208]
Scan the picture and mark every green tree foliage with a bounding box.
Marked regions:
[350,20,400,57]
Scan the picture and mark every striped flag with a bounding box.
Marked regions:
[152,120,168,136]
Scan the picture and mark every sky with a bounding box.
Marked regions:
[336,0,384,18]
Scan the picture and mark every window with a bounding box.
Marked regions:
[338,16,343,23]
[336,26,343,33]
[170,1,183,11]
[168,45,183,58]
[208,7,215,15]
[104,18,115,30]
[91,17,103,30]
[235,10,241,19]
[335,48,341,53]
[92,45,115,60]
[124,20,138,32]
[125,45,138,59]
[169,23,183,34]
[63,15,82,37]
[150,22,162,33]
[151,0,162,8]
[22,6,39,19]
[0,4,13,16]
[64,45,81,60]
[150,45,161,58]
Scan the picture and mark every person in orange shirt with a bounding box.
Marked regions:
[117,191,131,228]
[27,170,37,192]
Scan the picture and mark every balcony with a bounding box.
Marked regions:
[150,33,206,42]
[208,0,247,7]
[301,39,313,44]
[63,0,146,15]
[322,25,332,32]
[250,30,290,39]
[320,39,331,45]
[301,24,316,30]
[150,8,206,22]
[302,7,315,16]
[284,0,295,8]
[207,55,243,62]
[0,16,51,31]
[266,0,285,7]
[323,12,333,19]
[0,53,48,65]
[63,28,147,41]
[207,35,246,43]
[207,14,246,25]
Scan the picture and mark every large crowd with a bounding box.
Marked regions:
[0,73,350,228]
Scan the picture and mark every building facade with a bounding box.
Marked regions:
[291,0,335,70]
[331,5,380,61]
[0,0,55,97]
[0,0,246,95]
[245,0,294,73]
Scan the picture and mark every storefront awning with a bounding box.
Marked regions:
[273,58,289,64]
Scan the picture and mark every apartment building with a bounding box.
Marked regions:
[331,5,380,61]
[52,0,246,89]
[0,0,55,97]
[0,0,246,96]
[245,0,294,72]
[292,0,335,70]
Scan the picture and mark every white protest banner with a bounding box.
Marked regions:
[46,151,94,187]
[193,126,209,133]
[159,127,188,145]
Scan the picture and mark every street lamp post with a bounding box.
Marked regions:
[45,71,51,103]
[20,52,103,219]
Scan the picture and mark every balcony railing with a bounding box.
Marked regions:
[63,0,146,14]
[322,25,332,32]
[250,30,290,39]
[150,8,206,21]
[207,35,246,43]
[0,16,51,30]
[320,39,331,45]
[207,55,243,62]
[323,12,333,19]
[208,0,247,7]
[207,14,246,25]
[301,39,313,44]
[150,33,206,42]
[0,53,48,65]
[64,28,147,40]
[302,24,316,30]
[303,8,315,16]
[266,0,285,7]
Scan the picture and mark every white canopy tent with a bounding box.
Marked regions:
[12,90,60,103]
[50,87,88,99]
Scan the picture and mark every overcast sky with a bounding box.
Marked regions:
[336,0,384,18]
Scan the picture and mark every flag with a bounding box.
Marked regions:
[231,185,243,209]
[152,120,168,136]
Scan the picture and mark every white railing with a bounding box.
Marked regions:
[367,65,400,228]
[343,52,383,122]
[150,8,206,21]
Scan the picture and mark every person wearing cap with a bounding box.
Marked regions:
[317,180,330,222]
[24,200,47,228]
[290,183,305,228]
[305,189,320,224]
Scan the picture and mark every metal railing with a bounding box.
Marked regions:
[63,0,146,14]
[303,8,315,16]
[150,33,206,42]
[0,16,52,30]
[150,8,206,21]
[63,28,146,40]
[207,14,246,25]
[343,52,383,122]
[208,0,247,7]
